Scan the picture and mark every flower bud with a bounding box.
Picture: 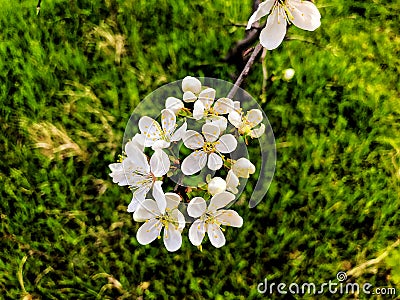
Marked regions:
[283,68,295,81]
[207,177,227,196]
[182,76,201,94]
[232,158,255,178]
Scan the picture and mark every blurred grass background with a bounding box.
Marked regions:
[0,0,399,299]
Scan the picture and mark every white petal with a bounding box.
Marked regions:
[129,174,153,189]
[187,197,207,218]
[138,116,162,147]
[208,191,235,211]
[127,199,139,213]
[215,134,237,153]
[188,220,206,246]
[152,181,166,214]
[170,121,187,142]
[198,88,216,109]
[246,0,275,29]
[133,199,160,221]
[207,153,223,171]
[130,133,145,152]
[289,0,321,31]
[206,116,227,133]
[171,209,186,232]
[233,101,241,110]
[228,111,242,128]
[181,151,207,175]
[128,186,150,212]
[183,91,197,102]
[150,149,170,177]
[208,177,227,196]
[202,123,220,142]
[151,140,170,150]
[183,130,204,150]
[109,162,129,186]
[161,109,176,137]
[226,170,239,194]
[120,159,141,185]
[136,218,162,245]
[165,97,184,114]
[259,8,287,50]
[250,123,266,138]
[207,223,226,248]
[109,162,122,173]
[124,145,150,174]
[163,225,182,252]
[215,210,243,227]
[193,100,205,120]
[214,98,235,114]
[182,76,201,94]
[165,193,181,210]
[247,109,263,127]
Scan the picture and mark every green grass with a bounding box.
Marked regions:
[1,0,399,299]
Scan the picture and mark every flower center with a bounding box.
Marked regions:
[202,211,221,226]
[202,141,216,154]
[157,210,180,230]
[273,0,294,24]
[238,117,255,135]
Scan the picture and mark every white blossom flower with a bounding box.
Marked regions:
[181,123,237,175]
[109,142,170,213]
[134,193,185,252]
[193,93,236,121]
[247,0,321,50]
[228,108,265,138]
[187,192,243,248]
[192,88,217,119]
[139,109,187,149]
[231,157,256,178]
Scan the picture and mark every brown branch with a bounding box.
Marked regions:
[223,28,260,67]
[227,43,263,99]
[224,0,261,68]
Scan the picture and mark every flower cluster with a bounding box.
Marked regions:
[247,0,321,50]
[110,77,266,251]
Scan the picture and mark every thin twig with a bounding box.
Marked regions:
[227,43,263,99]
[347,239,400,278]
[261,47,268,103]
